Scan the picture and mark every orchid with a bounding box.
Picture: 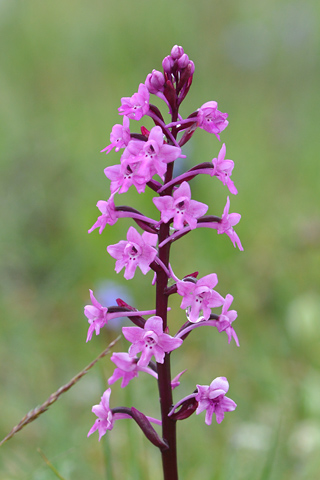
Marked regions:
[84,46,243,480]
[215,294,239,346]
[84,289,159,342]
[107,226,158,280]
[195,377,237,425]
[197,101,229,140]
[101,116,131,154]
[108,352,158,388]
[104,156,148,194]
[217,196,243,250]
[136,126,182,180]
[153,181,208,230]
[84,290,110,342]
[118,83,150,121]
[211,143,238,195]
[88,193,118,234]
[177,274,224,323]
[87,388,130,440]
[122,316,183,367]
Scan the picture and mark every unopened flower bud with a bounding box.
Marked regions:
[162,55,174,73]
[171,45,184,60]
[188,60,195,75]
[145,69,165,94]
[177,53,189,69]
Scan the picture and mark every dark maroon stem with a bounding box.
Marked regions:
[156,221,178,480]
[156,102,179,480]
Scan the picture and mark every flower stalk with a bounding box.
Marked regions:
[85,45,242,480]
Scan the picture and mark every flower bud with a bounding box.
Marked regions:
[145,69,165,94]
[171,45,184,60]
[162,55,174,73]
[188,60,195,75]
[177,53,189,69]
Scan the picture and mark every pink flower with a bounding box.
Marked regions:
[177,274,224,323]
[104,128,182,193]
[197,101,229,140]
[88,194,118,234]
[136,126,182,180]
[84,290,110,342]
[211,143,238,195]
[153,181,208,230]
[107,226,158,280]
[84,290,159,342]
[118,83,150,121]
[104,156,148,194]
[100,116,131,154]
[87,388,130,440]
[108,352,158,388]
[217,197,243,251]
[215,294,239,346]
[122,316,183,367]
[196,377,237,425]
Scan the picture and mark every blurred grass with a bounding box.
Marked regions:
[1,0,320,478]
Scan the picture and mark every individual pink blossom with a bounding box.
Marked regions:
[100,116,131,154]
[122,316,183,367]
[84,290,110,342]
[118,83,150,121]
[135,126,182,180]
[153,181,208,230]
[217,197,243,251]
[84,290,158,342]
[87,388,130,440]
[88,193,118,234]
[197,101,229,140]
[107,226,158,280]
[195,377,237,425]
[214,294,239,346]
[104,157,148,194]
[104,127,183,193]
[177,274,224,323]
[108,352,158,388]
[211,143,238,194]
[121,138,157,181]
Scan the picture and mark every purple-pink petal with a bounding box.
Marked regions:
[122,325,144,344]
[144,316,164,336]
[197,273,218,289]
[158,335,183,352]
[138,346,156,366]
[209,376,229,393]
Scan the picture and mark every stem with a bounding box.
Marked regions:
[156,103,179,479]
[157,222,178,480]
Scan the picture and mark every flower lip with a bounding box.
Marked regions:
[144,330,159,348]
[124,242,142,259]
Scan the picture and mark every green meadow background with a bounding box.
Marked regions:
[1,0,320,478]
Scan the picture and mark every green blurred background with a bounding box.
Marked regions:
[1,0,320,478]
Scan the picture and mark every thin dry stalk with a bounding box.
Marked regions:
[0,335,120,447]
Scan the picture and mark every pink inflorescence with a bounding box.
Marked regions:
[86,45,242,454]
